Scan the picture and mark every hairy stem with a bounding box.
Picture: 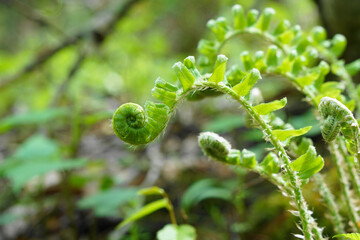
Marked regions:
[338,136,360,200]
[329,141,360,232]
[314,174,345,234]
[196,82,319,240]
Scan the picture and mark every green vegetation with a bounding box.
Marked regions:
[2,0,360,239]
[113,3,360,240]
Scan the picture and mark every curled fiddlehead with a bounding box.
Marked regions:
[112,101,171,145]
[198,131,257,168]
[198,132,232,163]
[319,97,358,143]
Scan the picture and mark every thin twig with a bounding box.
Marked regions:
[4,0,65,35]
[0,0,142,90]
[49,51,86,107]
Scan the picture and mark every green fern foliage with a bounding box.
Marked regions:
[333,233,360,240]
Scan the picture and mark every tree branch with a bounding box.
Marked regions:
[0,0,142,90]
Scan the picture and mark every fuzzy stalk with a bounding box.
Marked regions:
[337,136,360,200]
[197,82,320,240]
[329,141,360,232]
[314,174,345,234]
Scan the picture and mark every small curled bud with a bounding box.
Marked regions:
[319,97,358,142]
[198,132,231,163]
[113,101,170,145]
[198,132,257,168]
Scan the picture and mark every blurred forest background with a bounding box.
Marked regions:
[0,0,360,239]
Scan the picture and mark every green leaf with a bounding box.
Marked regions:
[138,186,165,196]
[232,68,261,96]
[290,146,324,179]
[181,179,233,212]
[78,187,138,217]
[333,233,360,240]
[172,62,195,91]
[13,135,59,160]
[5,158,87,191]
[253,98,287,115]
[208,55,228,84]
[0,108,69,133]
[272,126,312,141]
[157,224,196,240]
[117,198,168,229]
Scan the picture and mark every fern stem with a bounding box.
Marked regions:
[329,141,360,232]
[198,82,318,240]
[337,137,360,200]
[219,28,288,54]
[314,174,345,234]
